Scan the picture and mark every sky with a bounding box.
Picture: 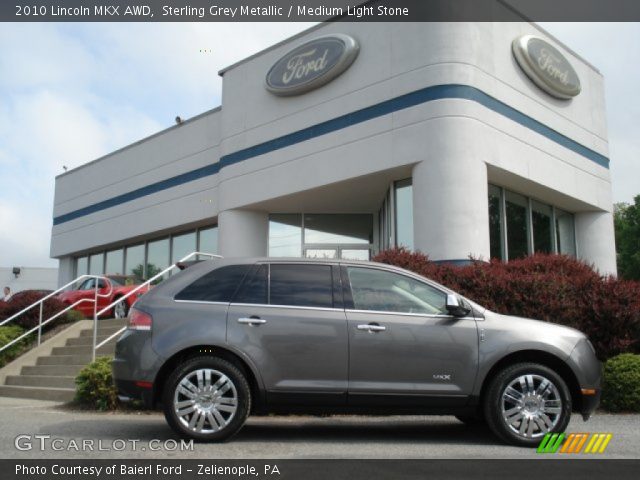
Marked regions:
[0,22,638,269]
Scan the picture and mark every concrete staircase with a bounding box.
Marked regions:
[0,319,125,402]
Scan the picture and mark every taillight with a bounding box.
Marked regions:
[128,308,152,331]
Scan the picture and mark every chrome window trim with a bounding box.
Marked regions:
[345,308,475,321]
[174,299,230,306]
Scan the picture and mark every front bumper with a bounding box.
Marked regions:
[580,388,601,420]
[566,338,603,420]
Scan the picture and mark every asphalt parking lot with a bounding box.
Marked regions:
[0,397,638,459]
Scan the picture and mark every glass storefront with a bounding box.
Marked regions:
[378,178,414,252]
[269,214,372,260]
[488,184,576,261]
[172,231,197,263]
[394,179,414,250]
[105,249,124,275]
[75,225,218,281]
[269,214,302,257]
[125,244,145,282]
[88,253,104,275]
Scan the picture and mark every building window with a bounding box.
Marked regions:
[198,227,218,257]
[74,224,217,283]
[394,179,414,250]
[76,256,88,277]
[88,253,104,275]
[555,209,577,256]
[105,249,124,275]
[505,191,529,260]
[488,185,503,260]
[268,214,372,260]
[488,184,576,261]
[171,231,196,263]
[125,244,145,282]
[269,214,302,257]
[377,178,414,253]
[532,201,553,254]
[147,238,169,282]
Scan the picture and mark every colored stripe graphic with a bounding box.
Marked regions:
[537,433,612,454]
[537,433,565,453]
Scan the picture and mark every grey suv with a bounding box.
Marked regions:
[113,258,601,446]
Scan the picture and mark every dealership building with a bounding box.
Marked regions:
[50,21,617,286]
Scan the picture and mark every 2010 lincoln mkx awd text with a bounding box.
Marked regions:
[112,258,601,445]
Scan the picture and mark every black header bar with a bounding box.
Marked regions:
[4,0,640,22]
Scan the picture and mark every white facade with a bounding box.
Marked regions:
[50,22,617,287]
[0,267,59,293]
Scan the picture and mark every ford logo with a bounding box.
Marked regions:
[512,35,581,100]
[265,34,359,97]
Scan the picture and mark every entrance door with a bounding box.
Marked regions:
[305,246,370,261]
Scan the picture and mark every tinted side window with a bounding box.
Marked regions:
[175,265,251,302]
[346,267,447,315]
[270,264,333,308]
[233,264,268,305]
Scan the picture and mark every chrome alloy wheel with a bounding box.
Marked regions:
[114,302,127,319]
[501,374,562,439]
[173,368,238,434]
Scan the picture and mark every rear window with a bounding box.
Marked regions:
[270,264,333,308]
[233,264,268,305]
[175,265,251,302]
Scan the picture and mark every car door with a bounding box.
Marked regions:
[343,265,479,407]
[226,262,348,406]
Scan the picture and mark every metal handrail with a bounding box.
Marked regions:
[92,252,221,359]
[0,275,106,327]
[0,275,113,354]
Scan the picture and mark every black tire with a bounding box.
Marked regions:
[483,362,572,446]
[162,356,251,442]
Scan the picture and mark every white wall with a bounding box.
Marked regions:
[0,267,59,293]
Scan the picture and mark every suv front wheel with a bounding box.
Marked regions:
[162,356,251,442]
[483,363,572,446]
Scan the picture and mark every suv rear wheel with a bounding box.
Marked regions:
[483,363,572,446]
[162,356,251,442]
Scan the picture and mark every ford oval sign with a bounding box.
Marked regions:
[266,34,359,97]
[512,35,581,100]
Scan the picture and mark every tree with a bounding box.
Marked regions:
[614,195,640,280]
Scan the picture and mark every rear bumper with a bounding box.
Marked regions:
[114,378,154,407]
[112,329,162,408]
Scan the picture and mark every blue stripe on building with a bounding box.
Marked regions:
[53,84,609,226]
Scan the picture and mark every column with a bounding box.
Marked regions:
[411,156,490,263]
[574,211,617,276]
[218,209,269,258]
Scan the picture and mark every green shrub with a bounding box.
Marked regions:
[63,309,85,324]
[601,354,640,412]
[0,325,29,368]
[75,356,118,411]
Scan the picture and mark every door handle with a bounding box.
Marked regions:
[357,323,386,332]
[238,317,267,326]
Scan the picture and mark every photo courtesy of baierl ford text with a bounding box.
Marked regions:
[0,1,639,479]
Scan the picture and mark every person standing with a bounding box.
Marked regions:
[2,286,12,302]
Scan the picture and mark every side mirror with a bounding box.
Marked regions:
[446,294,471,318]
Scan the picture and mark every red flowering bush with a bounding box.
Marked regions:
[373,248,640,360]
[0,290,71,330]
